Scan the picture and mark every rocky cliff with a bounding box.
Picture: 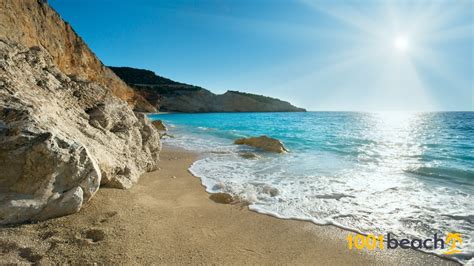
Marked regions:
[110,66,306,112]
[0,1,161,224]
[0,0,156,112]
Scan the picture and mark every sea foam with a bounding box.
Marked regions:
[150,112,474,264]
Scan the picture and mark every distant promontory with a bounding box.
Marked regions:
[109,66,306,113]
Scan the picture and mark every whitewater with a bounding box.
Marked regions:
[149,112,473,263]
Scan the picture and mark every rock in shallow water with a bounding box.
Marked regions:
[239,152,260,159]
[151,120,167,131]
[234,135,288,153]
[209,193,233,204]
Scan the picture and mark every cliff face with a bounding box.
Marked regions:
[110,67,306,113]
[0,1,161,224]
[0,0,156,112]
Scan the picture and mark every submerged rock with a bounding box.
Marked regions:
[209,193,233,204]
[151,120,167,131]
[159,132,175,139]
[239,152,260,159]
[234,136,288,153]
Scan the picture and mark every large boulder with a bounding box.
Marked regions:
[0,40,161,224]
[0,127,101,224]
[234,136,288,153]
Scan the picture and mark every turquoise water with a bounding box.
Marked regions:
[149,112,473,261]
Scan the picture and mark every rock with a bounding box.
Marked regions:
[209,193,233,204]
[0,40,160,224]
[0,1,162,224]
[160,133,174,139]
[151,120,167,131]
[234,136,288,153]
[33,187,85,221]
[0,0,154,111]
[239,152,259,159]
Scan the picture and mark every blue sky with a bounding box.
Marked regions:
[49,0,473,111]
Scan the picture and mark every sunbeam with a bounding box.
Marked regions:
[292,0,473,111]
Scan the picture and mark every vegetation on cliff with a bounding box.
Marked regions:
[109,66,306,113]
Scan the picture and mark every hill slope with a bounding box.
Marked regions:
[109,67,306,113]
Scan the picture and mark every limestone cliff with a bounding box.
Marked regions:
[0,0,156,112]
[0,1,161,224]
[110,66,306,112]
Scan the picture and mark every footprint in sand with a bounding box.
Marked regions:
[0,240,44,263]
[83,229,106,243]
[98,211,118,224]
[76,228,106,245]
[40,229,57,240]
[39,230,65,250]
[18,247,43,263]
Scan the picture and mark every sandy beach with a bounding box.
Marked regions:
[0,144,457,264]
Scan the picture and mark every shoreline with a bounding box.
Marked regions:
[185,144,462,265]
[0,144,457,264]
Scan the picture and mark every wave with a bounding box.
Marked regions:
[405,166,474,186]
[441,214,474,225]
[154,112,474,264]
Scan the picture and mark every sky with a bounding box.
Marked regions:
[49,0,473,111]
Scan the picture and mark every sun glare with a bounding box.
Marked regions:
[394,36,409,52]
[289,0,472,111]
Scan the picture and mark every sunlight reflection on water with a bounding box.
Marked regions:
[150,112,474,262]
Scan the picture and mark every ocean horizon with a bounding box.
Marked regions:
[149,111,473,262]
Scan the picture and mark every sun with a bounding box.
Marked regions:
[394,35,409,52]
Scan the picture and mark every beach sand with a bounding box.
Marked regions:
[0,144,457,264]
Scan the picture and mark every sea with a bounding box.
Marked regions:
[148,112,473,263]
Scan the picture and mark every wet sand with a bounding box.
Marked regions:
[0,144,457,264]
